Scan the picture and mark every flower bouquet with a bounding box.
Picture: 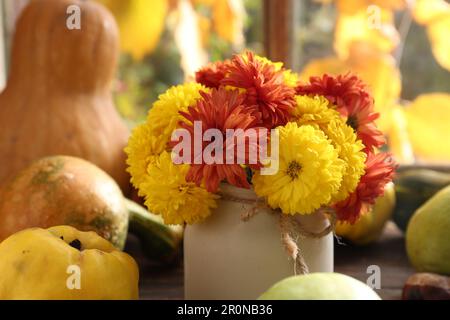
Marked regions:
[125,51,396,299]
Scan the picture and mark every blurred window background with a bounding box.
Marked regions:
[1,0,449,164]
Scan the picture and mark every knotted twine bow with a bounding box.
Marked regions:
[221,194,336,275]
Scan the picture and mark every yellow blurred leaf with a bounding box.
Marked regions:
[349,44,401,118]
[300,57,348,80]
[300,42,401,131]
[335,0,407,14]
[412,0,450,25]
[373,0,408,10]
[427,13,450,71]
[197,14,212,47]
[387,106,415,164]
[334,8,400,59]
[192,0,216,5]
[174,0,208,79]
[405,94,450,162]
[98,0,168,60]
[212,0,245,46]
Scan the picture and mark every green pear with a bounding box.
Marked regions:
[406,185,450,275]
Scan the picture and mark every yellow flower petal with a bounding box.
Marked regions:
[291,95,367,202]
[253,123,345,215]
[125,124,163,191]
[147,82,209,150]
[254,55,299,87]
[141,152,218,225]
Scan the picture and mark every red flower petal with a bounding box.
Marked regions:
[178,87,264,192]
[196,60,232,89]
[334,152,397,224]
[297,73,385,152]
[221,51,296,129]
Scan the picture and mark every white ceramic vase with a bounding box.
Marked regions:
[184,184,334,300]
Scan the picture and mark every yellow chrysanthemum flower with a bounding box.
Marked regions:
[292,95,340,126]
[140,152,219,225]
[254,55,299,87]
[147,82,209,148]
[324,120,367,202]
[125,123,164,191]
[255,55,284,70]
[292,95,367,202]
[126,83,208,193]
[282,69,299,88]
[253,123,345,215]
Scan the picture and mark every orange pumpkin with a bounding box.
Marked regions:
[0,0,130,194]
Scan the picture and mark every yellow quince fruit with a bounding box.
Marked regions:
[0,226,139,300]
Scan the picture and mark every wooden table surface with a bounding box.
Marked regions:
[125,221,414,300]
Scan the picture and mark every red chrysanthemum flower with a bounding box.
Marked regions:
[334,152,397,224]
[296,73,385,152]
[195,60,232,89]
[177,87,264,193]
[221,51,296,129]
[296,73,372,110]
[342,97,386,152]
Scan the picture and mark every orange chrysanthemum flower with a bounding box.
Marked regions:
[221,51,296,129]
[342,98,386,153]
[195,60,231,89]
[296,73,371,110]
[296,73,385,152]
[178,87,263,193]
[334,152,397,224]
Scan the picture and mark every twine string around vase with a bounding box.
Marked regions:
[279,214,310,275]
[218,194,266,221]
[220,193,336,275]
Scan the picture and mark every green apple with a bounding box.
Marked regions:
[259,273,381,300]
